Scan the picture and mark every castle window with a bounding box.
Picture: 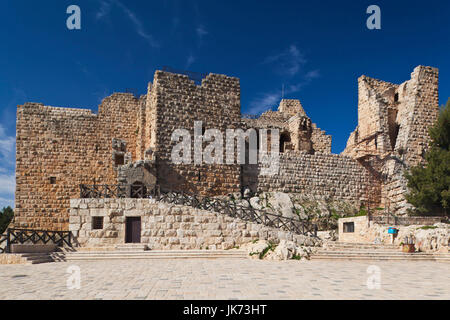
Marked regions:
[49,177,56,184]
[343,222,354,233]
[114,153,124,166]
[92,217,104,230]
[394,93,399,102]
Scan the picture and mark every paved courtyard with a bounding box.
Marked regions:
[0,259,448,300]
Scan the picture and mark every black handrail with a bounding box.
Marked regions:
[79,184,318,237]
[0,233,7,253]
[0,228,72,254]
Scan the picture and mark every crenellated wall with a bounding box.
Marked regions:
[15,93,141,230]
[13,66,440,232]
[146,71,242,195]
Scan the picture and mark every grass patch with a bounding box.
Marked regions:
[259,241,277,259]
[417,225,438,230]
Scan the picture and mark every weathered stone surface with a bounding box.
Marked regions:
[239,239,316,260]
[70,198,321,250]
[0,254,29,265]
[14,66,440,232]
[338,216,449,253]
[342,66,439,215]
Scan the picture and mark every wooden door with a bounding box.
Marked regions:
[125,217,141,243]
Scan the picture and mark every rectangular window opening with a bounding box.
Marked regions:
[114,154,124,166]
[343,222,355,233]
[92,217,104,230]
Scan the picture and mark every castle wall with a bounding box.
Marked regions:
[69,198,321,249]
[382,66,439,213]
[149,71,242,195]
[135,94,147,160]
[342,77,398,157]
[311,124,332,153]
[243,152,381,205]
[14,93,140,231]
[342,66,439,214]
[13,66,439,232]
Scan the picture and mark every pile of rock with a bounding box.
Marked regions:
[238,239,318,261]
[357,222,449,253]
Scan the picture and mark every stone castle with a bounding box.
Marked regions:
[13,65,439,231]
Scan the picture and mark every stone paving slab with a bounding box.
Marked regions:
[0,259,448,300]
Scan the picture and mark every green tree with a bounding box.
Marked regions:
[0,206,14,234]
[404,99,450,216]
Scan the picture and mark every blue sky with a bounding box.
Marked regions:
[0,0,449,208]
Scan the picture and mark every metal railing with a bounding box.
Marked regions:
[0,233,7,253]
[79,184,318,237]
[0,228,72,254]
[80,184,160,199]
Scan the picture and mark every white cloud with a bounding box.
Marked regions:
[0,174,15,195]
[96,0,160,48]
[96,0,112,20]
[116,1,160,48]
[195,25,209,47]
[0,125,15,168]
[263,45,306,77]
[0,124,16,203]
[305,69,320,80]
[196,25,208,39]
[247,68,320,115]
[248,92,282,115]
[0,197,14,210]
[185,54,196,69]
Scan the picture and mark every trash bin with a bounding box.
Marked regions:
[388,227,398,244]
[388,227,398,234]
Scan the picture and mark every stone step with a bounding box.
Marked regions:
[114,244,148,251]
[63,250,248,261]
[313,241,450,261]
[315,251,450,258]
[325,242,399,249]
[323,248,401,253]
[317,250,409,255]
[19,253,54,264]
[65,250,246,255]
[311,255,450,262]
[319,247,402,252]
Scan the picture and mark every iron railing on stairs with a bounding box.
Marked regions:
[79,184,318,237]
[0,228,72,254]
[0,233,7,253]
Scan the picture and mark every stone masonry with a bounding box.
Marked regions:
[243,152,380,206]
[342,66,440,214]
[69,198,321,249]
[14,65,440,232]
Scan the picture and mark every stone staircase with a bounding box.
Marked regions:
[311,242,450,262]
[62,249,248,261]
[114,244,148,251]
[15,253,57,264]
